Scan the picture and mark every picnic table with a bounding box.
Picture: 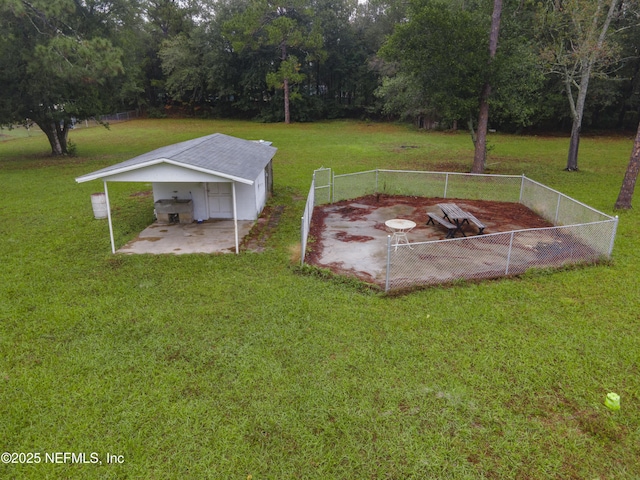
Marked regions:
[428,203,486,237]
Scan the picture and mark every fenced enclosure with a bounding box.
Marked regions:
[331,169,524,203]
[301,169,618,292]
[78,110,140,126]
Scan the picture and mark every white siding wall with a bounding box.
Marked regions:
[254,168,267,214]
[234,181,259,220]
[153,182,207,220]
[148,170,266,221]
[107,163,225,182]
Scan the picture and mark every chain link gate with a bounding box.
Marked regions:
[313,167,332,205]
[301,168,333,265]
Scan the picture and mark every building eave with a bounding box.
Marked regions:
[75,158,255,185]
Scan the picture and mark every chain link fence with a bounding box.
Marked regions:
[301,169,618,291]
[331,170,524,203]
[97,110,140,123]
[385,222,616,291]
[72,110,140,128]
[300,177,315,263]
[301,168,331,263]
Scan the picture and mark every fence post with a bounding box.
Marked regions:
[519,174,525,203]
[376,169,379,194]
[331,169,335,204]
[300,216,305,266]
[385,235,391,292]
[505,231,515,275]
[444,173,449,198]
[555,193,561,225]
[608,216,619,257]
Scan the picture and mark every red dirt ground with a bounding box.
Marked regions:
[305,194,555,282]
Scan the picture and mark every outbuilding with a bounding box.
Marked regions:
[75,133,277,253]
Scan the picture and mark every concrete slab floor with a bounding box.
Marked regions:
[118,220,254,254]
[306,195,560,287]
[313,203,421,283]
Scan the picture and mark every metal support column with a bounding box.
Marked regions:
[385,235,392,292]
[232,182,239,254]
[104,180,116,254]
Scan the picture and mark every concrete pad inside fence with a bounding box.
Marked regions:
[305,194,556,287]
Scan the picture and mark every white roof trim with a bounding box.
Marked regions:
[75,159,165,183]
[163,159,253,185]
[75,158,253,185]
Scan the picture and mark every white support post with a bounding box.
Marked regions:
[375,169,379,194]
[104,180,116,254]
[608,216,619,257]
[505,231,515,275]
[300,216,305,266]
[232,182,239,254]
[385,235,392,292]
[331,169,335,204]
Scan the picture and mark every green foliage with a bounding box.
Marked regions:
[380,0,489,123]
[535,0,627,170]
[379,0,546,131]
[159,33,207,105]
[223,0,325,122]
[266,56,305,91]
[0,0,125,155]
[374,73,432,122]
[33,37,123,84]
[488,32,546,130]
[66,138,77,156]
[2,0,640,135]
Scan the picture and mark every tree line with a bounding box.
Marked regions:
[0,0,639,205]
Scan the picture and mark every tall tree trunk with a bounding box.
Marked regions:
[471,0,502,174]
[564,0,620,171]
[281,42,291,124]
[36,120,69,156]
[614,120,640,209]
[472,83,491,173]
[566,64,591,171]
[284,77,290,124]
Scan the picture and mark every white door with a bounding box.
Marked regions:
[207,182,233,218]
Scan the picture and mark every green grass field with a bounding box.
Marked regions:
[1,119,639,478]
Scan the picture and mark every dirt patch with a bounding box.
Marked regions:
[432,162,469,172]
[306,195,552,264]
[129,190,153,198]
[335,231,375,242]
[242,204,285,252]
[127,236,163,244]
[304,194,560,287]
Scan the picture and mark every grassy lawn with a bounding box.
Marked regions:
[1,119,639,478]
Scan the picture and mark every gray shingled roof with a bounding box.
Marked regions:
[75,133,277,183]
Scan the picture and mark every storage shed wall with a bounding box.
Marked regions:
[153,179,265,221]
[232,168,268,220]
[255,168,267,213]
[153,182,208,220]
[234,182,258,220]
[105,163,228,183]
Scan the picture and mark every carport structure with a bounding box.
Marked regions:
[76,133,277,254]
